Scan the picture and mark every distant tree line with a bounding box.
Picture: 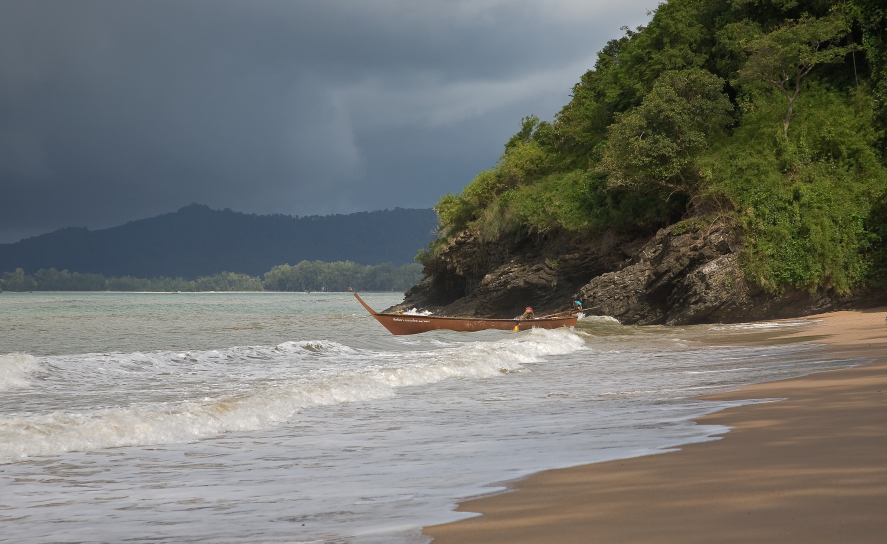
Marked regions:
[262,261,422,292]
[0,262,424,292]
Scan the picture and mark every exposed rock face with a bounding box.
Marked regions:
[389,230,626,318]
[391,224,886,324]
[575,224,845,325]
[576,224,748,324]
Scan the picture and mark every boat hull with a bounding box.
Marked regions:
[354,293,577,335]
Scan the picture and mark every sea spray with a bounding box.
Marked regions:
[0,353,40,391]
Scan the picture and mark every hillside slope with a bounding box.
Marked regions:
[398,0,887,321]
[0,204,437,279]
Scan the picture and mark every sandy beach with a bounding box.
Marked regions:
[424,308,887,543]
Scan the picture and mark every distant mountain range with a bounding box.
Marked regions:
[0,204,438,279]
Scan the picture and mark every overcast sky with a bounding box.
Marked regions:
[0,0,658,243]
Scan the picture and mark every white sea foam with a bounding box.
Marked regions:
[709,319,816,331]
[0,329,585,462]
[0,353,40,391]
[578,314,621,324]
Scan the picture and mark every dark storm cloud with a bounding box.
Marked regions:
[0,0,657,242]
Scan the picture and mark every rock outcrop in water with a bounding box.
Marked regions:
[388,224,886,324]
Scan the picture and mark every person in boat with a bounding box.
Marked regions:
[520,307,535,320]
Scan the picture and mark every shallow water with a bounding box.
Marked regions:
[0,292,859,543]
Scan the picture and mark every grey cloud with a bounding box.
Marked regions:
[0,0,657,242]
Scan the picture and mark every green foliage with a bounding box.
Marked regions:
[737,12,854,136]
[33,268,106,290]
[193,272,265,291]
[263,261,423,292]
[493,140,552,191]
[485,170,596,236]
[0,263,423,292]
[430,0,887,295]
[599,68,734,192]
[433,193,475,238]
[703,87,885,292]
[0,268,36,291]
[433,122,555,236]
[867,191,887,288]
[611,0,712,93]
[847,0,887,148]
[670,216,716,235]
[505,115,541,151]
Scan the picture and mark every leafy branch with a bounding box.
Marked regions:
[739,12,854,137]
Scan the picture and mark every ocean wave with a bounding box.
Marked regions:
[578,314,621,324]
[0,328,586,462]
[0,353,40,391]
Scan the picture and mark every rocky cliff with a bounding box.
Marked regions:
[389,224,886,324]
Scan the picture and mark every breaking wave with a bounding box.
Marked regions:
[0,329,586,462]
[0,353,40,391]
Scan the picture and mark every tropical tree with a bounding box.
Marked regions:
[1,268,37,291]
[738,12,853,136]
[598,68,733,195]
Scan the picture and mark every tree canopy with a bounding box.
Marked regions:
[737,12,854,136]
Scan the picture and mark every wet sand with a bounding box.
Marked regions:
[424,308,887,543]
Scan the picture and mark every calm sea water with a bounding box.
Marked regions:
[0,292,859,543]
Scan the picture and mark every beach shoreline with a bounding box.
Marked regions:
[424,308,887,543]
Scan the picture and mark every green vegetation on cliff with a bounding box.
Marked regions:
[431,0,887,295]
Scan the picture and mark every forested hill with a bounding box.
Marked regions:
[400,0,887,322]
[0,204,437,279]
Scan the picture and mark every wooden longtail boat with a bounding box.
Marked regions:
[354,293,578,335]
